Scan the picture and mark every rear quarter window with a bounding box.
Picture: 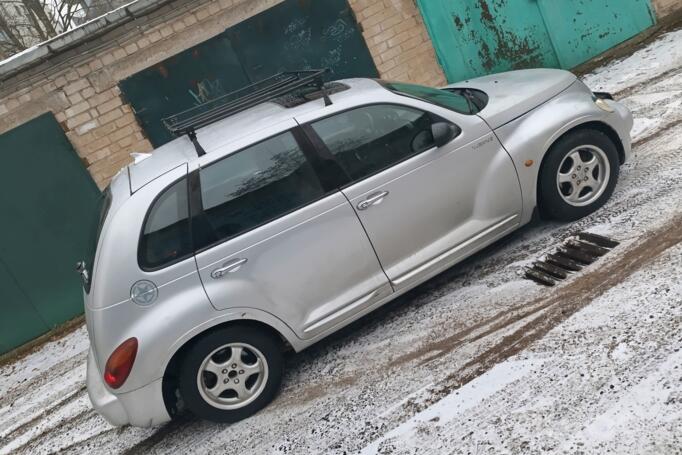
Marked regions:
[139,177,192,270]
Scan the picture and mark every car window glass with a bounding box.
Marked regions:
[310,104,435,182]
[383,82,474,114]
[199,131,327,245]
[140,177,192,269]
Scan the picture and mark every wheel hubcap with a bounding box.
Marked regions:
[556,145,610,207]
[197,342,268,410]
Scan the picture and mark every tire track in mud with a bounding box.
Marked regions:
[613,67,682,100]
[2,407,96,455]
[0,385,86,445]
[358,213,682,452]
[0,352,86,409]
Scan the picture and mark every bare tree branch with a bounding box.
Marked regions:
[0,0,125,59]
[23,0,57,37]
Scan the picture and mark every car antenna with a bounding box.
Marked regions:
[186,128,206,157]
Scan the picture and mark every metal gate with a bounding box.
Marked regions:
[0,113,101,354]
[417,0,656,82]
[120,0,378,147]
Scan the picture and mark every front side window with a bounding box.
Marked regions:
[310,104,436,182]
[139,178,192,269]
[199,131,327,246]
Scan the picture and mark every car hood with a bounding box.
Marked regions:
[445,69,577,129]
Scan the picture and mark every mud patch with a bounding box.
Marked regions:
[384,214,682,420]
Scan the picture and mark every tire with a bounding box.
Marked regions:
[178,325,283,423]
[538,129,620,221]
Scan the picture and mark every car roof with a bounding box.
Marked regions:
[126,78,386,193]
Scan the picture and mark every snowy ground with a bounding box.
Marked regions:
[1,27,682,455]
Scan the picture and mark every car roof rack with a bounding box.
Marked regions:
[162,69,332,157]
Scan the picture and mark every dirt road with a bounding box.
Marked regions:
[1,28,681,455]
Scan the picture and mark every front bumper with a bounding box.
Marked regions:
[86,346,171,427]
[599,93,634,163]
[615,100,634,163]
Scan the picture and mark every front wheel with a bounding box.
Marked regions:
[178,325,283,423]
[538,129,620,221]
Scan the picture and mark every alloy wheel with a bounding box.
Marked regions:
[556,145,611,207]
[196,342,269,410]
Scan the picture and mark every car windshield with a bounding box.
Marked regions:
[381,81,475,114]
[83,187,112,293]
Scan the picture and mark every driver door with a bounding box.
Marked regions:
[302,103,522,290]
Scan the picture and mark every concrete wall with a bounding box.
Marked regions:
[652,0,682,18]
[0,0,443,189]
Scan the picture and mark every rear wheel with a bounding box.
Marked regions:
[539,129,620,221]
[178,325,283,423]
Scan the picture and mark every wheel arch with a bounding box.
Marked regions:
[535,121,623,217]
[160,316,295,417]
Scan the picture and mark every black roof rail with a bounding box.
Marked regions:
[162,69,332,156]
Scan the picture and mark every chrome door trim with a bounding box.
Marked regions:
[391,214,520,287]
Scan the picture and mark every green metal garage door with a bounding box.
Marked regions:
[120,0,378,147]
[0,113,101,354]
[417,0,656,82]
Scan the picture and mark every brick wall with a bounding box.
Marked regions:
[0,0,444,190]
[349,0,446,87]
[0,0,284,188]
[652,0,682,18]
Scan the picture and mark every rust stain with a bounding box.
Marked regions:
[474,0,542,72]
[453,15,464,31]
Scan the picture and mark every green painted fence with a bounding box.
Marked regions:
[0,113,101,354]
[417,0,656,82]
[120,0,378,147]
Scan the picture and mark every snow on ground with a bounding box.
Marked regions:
[582,27,682,144]
[582,28,682,94]
[1,26,681,455]
[362,245,682,454]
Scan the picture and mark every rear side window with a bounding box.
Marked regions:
[198,131,328,247]
[310,104,435,183]
[139,177,192,269]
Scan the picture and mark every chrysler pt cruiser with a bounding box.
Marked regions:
[80,69,633,427]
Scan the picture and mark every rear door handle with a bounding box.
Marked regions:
[357,191,389,211]
[211,258,247,279]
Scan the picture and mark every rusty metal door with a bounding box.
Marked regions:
[417,0,560,82]
[536,0,655,69]
[417,0,655,82]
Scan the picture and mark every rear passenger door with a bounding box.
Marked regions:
[193,124,392,340]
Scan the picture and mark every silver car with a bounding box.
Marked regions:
[82,69,632,427]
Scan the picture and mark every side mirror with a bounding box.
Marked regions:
[431,122,460,147]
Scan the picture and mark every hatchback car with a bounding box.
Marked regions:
[81,69,632,427]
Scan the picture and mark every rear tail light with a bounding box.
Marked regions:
[104,337,138,389]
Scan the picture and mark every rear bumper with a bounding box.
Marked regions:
[86,346,171,427]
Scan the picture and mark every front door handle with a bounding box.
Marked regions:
[357,191,389,211]
[211,258,247,279]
